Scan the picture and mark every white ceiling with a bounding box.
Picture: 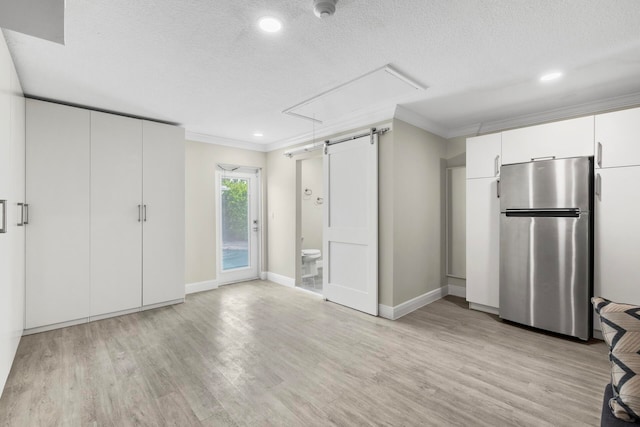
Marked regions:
[4,0,640,150]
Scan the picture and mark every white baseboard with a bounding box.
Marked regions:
[469,302,499,315]
[185,280,219,295]
[267,272,295,288]
[379,286,448,320]
[260,271,267,280]
[447,284,466,298]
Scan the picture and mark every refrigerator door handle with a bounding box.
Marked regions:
[494,155,500,176]
[597,142,602,168]
[596,173,602,199]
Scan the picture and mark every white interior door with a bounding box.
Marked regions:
[216,169,260,285]
[323,134,378,315]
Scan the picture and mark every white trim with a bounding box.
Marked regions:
[447,284,466,298]
[266,107,396,152]
[23,318,88,335]
[260,271,267,280]
[185,131,268,152]
[378,286,447,320]
[185,280,219,295]
[267,271,296,288]
[446,91,640,139]
[293,286,324,298]
[141,299,184,311]
[469,302,499,315]
[394,105,449,138]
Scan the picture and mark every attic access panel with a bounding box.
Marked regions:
[283,65,425,124]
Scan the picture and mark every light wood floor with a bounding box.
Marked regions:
[0,280,609,426]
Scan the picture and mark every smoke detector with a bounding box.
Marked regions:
[313,0,337,19]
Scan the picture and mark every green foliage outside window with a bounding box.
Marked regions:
[221,178,248,242]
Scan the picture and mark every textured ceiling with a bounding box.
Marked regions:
[4,0,640,148]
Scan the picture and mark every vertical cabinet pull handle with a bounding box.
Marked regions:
[18,202,24,226]
[597,142,602,168]
[138,205,142,222]
[595,173,602,199]
[23,204,29,225]
[143,205,147,222]
[496,179,501,198]
[494,155,500,176]
[0,200,6,233]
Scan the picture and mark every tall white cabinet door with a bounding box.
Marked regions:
[466,133,501,179]
[594,166,640,305]
[502,116,594,164]
[26,100,91,329]
[90,112,143,316]
[466,177,500,309]
[142,121,185,306]
[595,108,640,168]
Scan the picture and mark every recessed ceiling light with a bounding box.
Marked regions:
[258,17,282,33]
[540,71,563,82]
[253,132,264,137]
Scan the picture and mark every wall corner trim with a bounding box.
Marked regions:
[185,280,219,295]
[266,272,296,288]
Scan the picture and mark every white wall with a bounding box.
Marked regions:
[0,30,25,397]
[185,140,267,285]
[300,156,323,252]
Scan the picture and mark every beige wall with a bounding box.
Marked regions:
[300,156,323,252]
[185,140,267,284]
[445,135,468,289]
[388,119,448,306]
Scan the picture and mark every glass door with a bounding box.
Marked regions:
[216,169,259,285]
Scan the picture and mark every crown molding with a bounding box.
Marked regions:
[266,104,397,152]
[394,105,449,138]
[445,91,640,139]
[185,131,269,152]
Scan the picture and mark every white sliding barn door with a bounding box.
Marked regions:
[323,134,378,315]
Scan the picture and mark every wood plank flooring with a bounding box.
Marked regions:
[0,280,609,426]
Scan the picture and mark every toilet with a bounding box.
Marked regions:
[301,249,321,278]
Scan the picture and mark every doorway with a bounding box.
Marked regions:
[296,155,324,294]
[216,167,260,285]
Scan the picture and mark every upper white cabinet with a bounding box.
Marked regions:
[594,166,640,305]
[465,177,500,310]
[595,107,640,169]
[502,116,594,165]
[142,121,185,306]
[26,100,91,329]
[466,133,501,179]
[90,112,143,317]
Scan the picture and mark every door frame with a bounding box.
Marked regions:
[215,167,261,285]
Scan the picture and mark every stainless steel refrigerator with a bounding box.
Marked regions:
[499,156,593,340]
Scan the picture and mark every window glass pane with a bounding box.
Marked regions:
[221,178,249,270]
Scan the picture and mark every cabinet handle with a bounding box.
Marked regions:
[496,179,500,198]
[531,156,556,162]
[0,200,6,233]
[494,155,500,176]
[595,173,602,199]
[143,205,147,222]
[597,142,602,168]
[138,204,142,222]
[18,202,24,226]
[23,204,29,225]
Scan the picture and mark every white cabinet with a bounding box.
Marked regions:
[595,107,640,168]
[502,116,594,165]
[26,101,91,329]
[142,121,185,306]
[466,177,500,310]
[594,166,640,305]
[25,100,185,331]
[466,133,501,179]
[90,112,143,317]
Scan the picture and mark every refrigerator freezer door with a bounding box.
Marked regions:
[500,157,591,212]
[499,212,590,340]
